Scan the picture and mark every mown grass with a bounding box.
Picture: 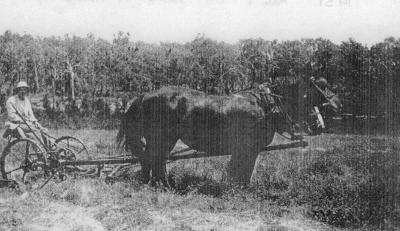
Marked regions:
[0,130,399,230]
[0,176,297,230]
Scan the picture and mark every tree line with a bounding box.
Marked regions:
[1,30,399,122]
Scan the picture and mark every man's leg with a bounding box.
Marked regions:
[17,124,45,144]
[16,127,27,139]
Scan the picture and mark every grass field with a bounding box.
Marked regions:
[0,129,399,230]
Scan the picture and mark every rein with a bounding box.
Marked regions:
[11,105,49,150]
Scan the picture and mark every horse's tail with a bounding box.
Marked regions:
[116,111,127,150]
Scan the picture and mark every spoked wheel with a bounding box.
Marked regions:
[54,136,92,173]
[0,138,46,184]
[54,136,90,160]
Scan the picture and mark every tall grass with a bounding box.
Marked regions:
[250,135,400,228]
[167,134,400,229]
[1,129,399,229]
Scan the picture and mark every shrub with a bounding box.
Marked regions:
[37,94,121,129]
[252,136,400,229]
[288,143,400,228]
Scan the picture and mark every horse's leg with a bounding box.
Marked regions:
[150,155,167,187]
[140,137,150,184]
[140,159,151,184]
[147,136,176,187]
[155,140,177,187]
[128,137,150,184]
[227,146,259,186]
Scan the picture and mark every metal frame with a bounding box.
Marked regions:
[1,105,309,190]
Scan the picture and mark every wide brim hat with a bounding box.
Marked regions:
[16,81,29,89]
[315,78,328,88]
[14,81,29,93]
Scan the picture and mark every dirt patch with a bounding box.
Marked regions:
[278,218,333,231]
[144,209,327,231]
[27,202,105,231]
[147,209,264,231]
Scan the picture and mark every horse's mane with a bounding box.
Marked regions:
[274,76,302,85]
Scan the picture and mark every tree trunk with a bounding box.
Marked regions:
[17,67,21,82]
[9,77,15,96]
[53,66,57,110]
[67,60,75,100]
[33,60,39,93]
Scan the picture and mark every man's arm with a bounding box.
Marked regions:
[6,98,22,122]
[26,100,38,123]
[26,100,48,132]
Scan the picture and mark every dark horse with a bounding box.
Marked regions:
[117,80,340,185]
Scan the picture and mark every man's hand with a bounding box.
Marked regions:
[34,121,41,129]
[31,120,47,132]
[30,120,39,128]
[36,122,49,134]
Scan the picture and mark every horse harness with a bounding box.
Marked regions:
[249,87,302,141]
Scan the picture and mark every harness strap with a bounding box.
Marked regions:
[248,91,274,116]
[252,90,302,141]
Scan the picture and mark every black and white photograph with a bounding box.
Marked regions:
[0,0,399,230]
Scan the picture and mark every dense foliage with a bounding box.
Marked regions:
[0,30,399,130]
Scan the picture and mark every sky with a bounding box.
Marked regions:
[0,0,399,45]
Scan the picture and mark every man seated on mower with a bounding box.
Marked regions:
[4,81,48,143]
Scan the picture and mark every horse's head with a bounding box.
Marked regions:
[300,77,342,135]
[265,77,342,136]
[292,77,341,135]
